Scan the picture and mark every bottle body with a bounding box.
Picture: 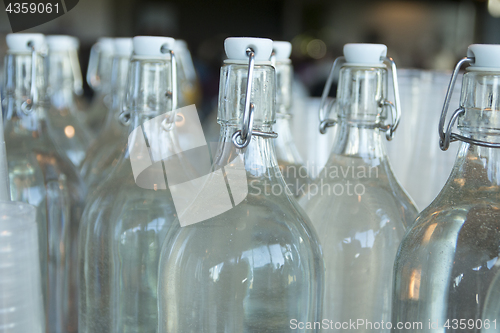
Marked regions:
[78,156,176,333]
[3,50,86,333]
[158,131,324,333]
[300,64,417,330]
[79,46,183,333]
[392,142,500,332]
[392,70,500,332]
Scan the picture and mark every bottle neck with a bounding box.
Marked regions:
[275,60,292,115]
[329,65,388,161]
[47,50,77,110]
[3,52,48,136]
[330,121,386,160]
[216,124,280,179]
[119,56,175,161]
[103,55,130,132]
[442,70,500,194]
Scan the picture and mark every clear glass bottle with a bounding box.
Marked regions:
[299,44,418,331]
[392,44,500,332]
[84,37,114,135]
[272,41,309,197]
[80,38,132,191]
[78,36,189,333]
[45,35,93,168]
[157,37,324,333]
[3,33,86,333]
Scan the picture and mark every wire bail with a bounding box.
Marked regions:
[231,48,278,149]
[161,47,178,131]
[21,42,40,115]
[317,56,401,141]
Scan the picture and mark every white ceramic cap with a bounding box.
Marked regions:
[69,36,80,50]
[224,37,273,61]
[46,35,78,51]
[343,43,387,66]
[97,37,114,54]
[113,38,133,56]
[467,44,500,70]
[6,33,46,52]
[174,39,188,52]
[133,36,175,57]
[272,41,292,60]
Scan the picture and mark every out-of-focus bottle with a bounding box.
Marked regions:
[84,37,114,135]
[0,91,45,333]
[45,35,93,168]
[392,44,500,333]
[78,36,191,333]
[174,39,200,106]
[299,44,417,331]
[3,33,86,333]
[272,41,309,197]
[157,37,324,333]
[80,38,132,191]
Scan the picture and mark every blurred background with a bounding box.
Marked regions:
[1,0,500,209]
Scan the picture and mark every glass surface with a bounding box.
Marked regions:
[0,201,45,333]
[274,61,310,197]
[78,54,185,333]
[158,60,324,333]
[3,50,86,333]
[46,49,93,168]
[392,71,500,333]
[83,44,113,135]
[300,65,418,331]
[80,54,130,190]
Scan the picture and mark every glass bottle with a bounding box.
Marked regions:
[78,36,191,333]
[299,44,418,331]
[45,35,93,168]
[0,97,45,333]
[80,38,132,191]
[3,33,86,333]
[157,37,324,333]
[272,41,309,197]
[392,44,500,332]
[84,37,114,135]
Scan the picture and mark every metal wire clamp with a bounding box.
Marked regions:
[21,41,42,115]
[318,56,401,141]
[231,48,278,149]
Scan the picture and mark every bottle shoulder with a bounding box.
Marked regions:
[160,194,322,266]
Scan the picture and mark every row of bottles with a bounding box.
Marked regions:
[1,31,500,333]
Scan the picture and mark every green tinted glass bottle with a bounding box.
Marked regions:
[300,44,417,331]
[392,44,500,333]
